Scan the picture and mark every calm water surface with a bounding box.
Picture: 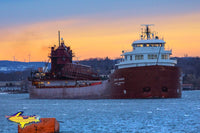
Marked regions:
[0,91,200,133]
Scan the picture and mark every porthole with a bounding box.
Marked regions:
[162,87,168,92]
[123,90,127,94]
[143,87,151,92]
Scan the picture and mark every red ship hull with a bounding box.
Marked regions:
[30,65,181,99]
[108,65,181,99]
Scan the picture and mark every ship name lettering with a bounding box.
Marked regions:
[114,78,125,82]
[114,81,125,86]
[118,78,125,81]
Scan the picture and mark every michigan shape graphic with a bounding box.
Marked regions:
[6,111,40,128]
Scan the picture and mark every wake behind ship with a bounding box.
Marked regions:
[29,25,181,99]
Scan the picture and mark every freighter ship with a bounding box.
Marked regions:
[109,25,181,98]
[29,25,181,99]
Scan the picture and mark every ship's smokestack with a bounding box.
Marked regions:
[58,30,60,46]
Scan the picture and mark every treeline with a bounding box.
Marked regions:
[79,57,119,75]
[0,57,200,89]
[175,57,200,89]
[0,69,32,81]
[175,57,200,78]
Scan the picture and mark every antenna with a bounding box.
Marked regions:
[28,54,31,63]
[76,57,80,64]
[141,28,144,39]
[141,24,154,39]
[58,30,60,46]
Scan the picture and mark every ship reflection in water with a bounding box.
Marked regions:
[0,91,199,132]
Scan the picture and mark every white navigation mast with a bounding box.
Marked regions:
[141,24,154,40]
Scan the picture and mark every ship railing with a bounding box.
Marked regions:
[72,63,91,68]
[122,50,132,53]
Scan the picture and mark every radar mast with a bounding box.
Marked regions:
[141,24,154,40]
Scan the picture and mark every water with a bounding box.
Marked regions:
[0,91,200,133]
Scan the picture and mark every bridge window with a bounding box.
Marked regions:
[138,44,143,47]
[125,55,127,60]
[148,54,157,59]
[133,44,143,47]
[130,55,132,60]
[149,43,162,47]
[162,54,168,59]
[135,55,144,60]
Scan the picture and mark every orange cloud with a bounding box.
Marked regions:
[0,12,199,61]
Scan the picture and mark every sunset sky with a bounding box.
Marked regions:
[0,0,200,62]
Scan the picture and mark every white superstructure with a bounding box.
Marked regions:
[116,25,177,69]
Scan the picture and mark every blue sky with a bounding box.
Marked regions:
[1,0,200,28]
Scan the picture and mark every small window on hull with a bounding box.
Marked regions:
[162,87,168,92]
[143,87,151,92]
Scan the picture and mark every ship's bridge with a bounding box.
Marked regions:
[132,39,165,45]
[116,24,178,69]
[116,38,177,69]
